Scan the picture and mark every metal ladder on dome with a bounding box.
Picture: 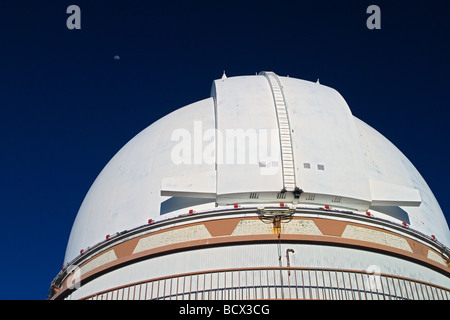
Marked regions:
[259,71,296,192]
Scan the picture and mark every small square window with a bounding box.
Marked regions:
[303,163,311,169]
[317,164,325,170]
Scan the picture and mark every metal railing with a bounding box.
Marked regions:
[81,267,449,300]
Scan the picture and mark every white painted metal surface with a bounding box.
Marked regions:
[64,72,450,264]
[355,118,447,243]
[281,76,372,205]
[212,75,283,198]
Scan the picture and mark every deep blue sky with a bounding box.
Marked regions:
[0,0,449,299]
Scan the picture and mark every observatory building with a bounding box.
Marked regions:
[49,72,450,300]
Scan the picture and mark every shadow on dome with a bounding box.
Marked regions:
[160,197,214,215]
[370,205,410,224]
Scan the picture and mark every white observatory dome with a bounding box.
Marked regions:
[52,72,449,300]
[64,72,450,263]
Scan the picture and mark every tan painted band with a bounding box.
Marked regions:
[52,216,449,300]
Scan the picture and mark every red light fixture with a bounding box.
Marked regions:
[234,203,239,209]
[366,211,372,217]
[148,219,153,224]
[402,221,408,228]
[189,209,194,214]
[80,249,84,254]
[280,202,284,207]
[324,205,330,210]
[431,235,436,241]
[106,234,110,240]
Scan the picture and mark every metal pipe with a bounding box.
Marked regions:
[286,249,294,276]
